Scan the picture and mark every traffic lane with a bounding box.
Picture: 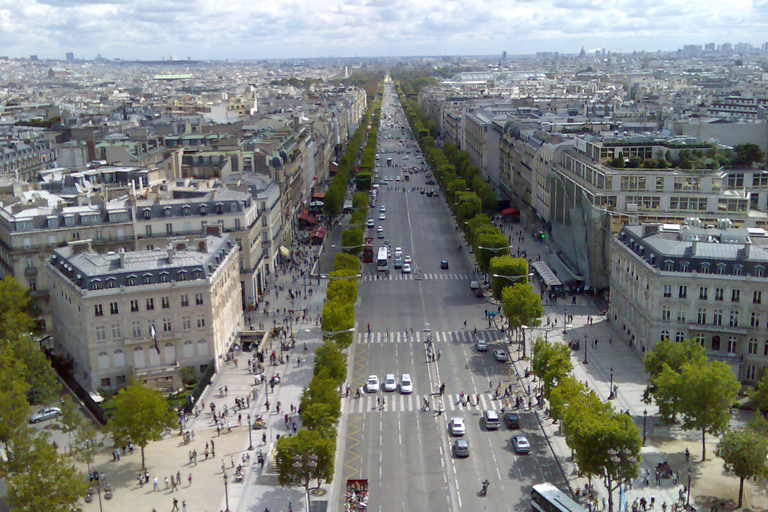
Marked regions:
[371,402,452,512]
[415,278,489,331]
[356,280,426,332]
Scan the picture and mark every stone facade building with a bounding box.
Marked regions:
[609,222,768,383]
[47,231,242,393]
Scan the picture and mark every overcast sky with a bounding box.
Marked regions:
[2,0,767,60]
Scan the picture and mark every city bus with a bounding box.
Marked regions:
[377,247,389,273]
[362,238,374,263]
[531,483,586,512]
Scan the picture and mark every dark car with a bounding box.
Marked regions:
[440,260,449,269]
[453,439,470,458]
[505,412,521,429]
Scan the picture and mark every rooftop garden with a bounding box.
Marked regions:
[608,143,765,170]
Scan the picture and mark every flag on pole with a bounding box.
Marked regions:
[150,324,160,354]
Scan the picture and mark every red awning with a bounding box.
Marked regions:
[501,207,520,216]
[311,226,327,239]
[312,192,325,200]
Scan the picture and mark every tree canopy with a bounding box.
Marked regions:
[108,381,176,469]
[716,416,768,508]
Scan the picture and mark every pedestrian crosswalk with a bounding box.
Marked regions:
[361,273,472,282]
[345,392,521,415]
[356,329,505,344]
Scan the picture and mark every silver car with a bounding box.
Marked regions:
[29,407,61,424]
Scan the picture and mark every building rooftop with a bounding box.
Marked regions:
[49,234,235,292]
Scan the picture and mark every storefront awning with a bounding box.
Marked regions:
[279,246,290,257]
[501,207,520,216]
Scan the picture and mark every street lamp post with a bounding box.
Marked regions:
[247,413,254,450]
[609,367,614,399]
[88,471,104,512]
[223,471,230,512]
[583,336,589,364]
[294,454,319,512]
[686,469,692,507]
[642,409,648,446]
[563,307,568,334]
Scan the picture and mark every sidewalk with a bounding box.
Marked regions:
[80,242,330,512]
[499,222,768,512]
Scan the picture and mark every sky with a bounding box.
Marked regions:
[1,0,767,61]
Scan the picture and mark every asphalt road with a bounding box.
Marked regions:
[338,81,566,512]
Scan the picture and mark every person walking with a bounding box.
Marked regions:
[171,497,179,512]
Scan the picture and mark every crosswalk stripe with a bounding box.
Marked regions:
[355,329,503,344]
[346,393,520,414]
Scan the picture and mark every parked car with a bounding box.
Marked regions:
[29,407,61,424]
[476,339,487,352]
[512,434,531,454]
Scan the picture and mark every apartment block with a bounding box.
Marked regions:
[47,233,242,393]
[609,222,768,384]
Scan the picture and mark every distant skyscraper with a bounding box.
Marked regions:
[30,55,38,61]
[65,52,74,62]
[501,51,507,61]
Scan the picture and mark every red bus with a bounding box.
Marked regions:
[362,237,374,263]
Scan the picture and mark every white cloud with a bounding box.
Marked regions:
[0,0,766,59]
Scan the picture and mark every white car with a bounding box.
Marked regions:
[367,219,374,228]
[379,213,386,220]
[396,176,401,181]
[404,255,412,264]
[400,374,413,394]
[29,407,61,424]
[449,417,466,436]
[383,374,397,392]
[366,375,380,393]
[394,247,403,257]
[377,226,384,233]
[402,263,411,274]
[380,205,386,212]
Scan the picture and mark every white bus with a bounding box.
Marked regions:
[377,247,389,273]
[531,483,586,512]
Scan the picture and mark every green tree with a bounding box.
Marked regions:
[656,359,739,460]
[643,339,707,422]
[716,420,768,508]
[58,395,85,453]
[501,283,542,357]
[108,381,176,469]
[6,436,86,512]
[749,371,768,413]
[299,376,341,432]
[532,340,573,400]
[314,341,347,384]
[325,279,357,305]
[489,256,528,300]
[455,192,481,223]
[341,228,364,256]
[571,411,642,512]
[333,253,361,273]
[320,300,354,348]
[73,421,104,474]
[275,429,335,495]
[475,231,509,272]
[731,143,765,167]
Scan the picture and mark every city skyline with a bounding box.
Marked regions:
[2,0,767,61]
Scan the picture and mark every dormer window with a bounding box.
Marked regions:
[182,206,191,216]
[142,208,151,219]
[216,203,224,215]
[199,205,207,215]
[163,207,173,217]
